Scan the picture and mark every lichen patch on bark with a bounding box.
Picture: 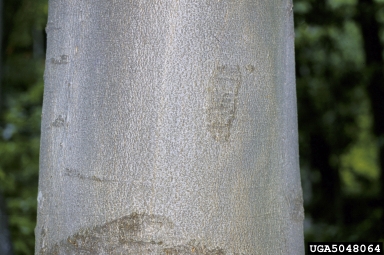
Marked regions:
[285,190,305,222]
[64,168,105,182]
[206,65,241,142]
[163,243,225,255]
[51,115,65,127]
[50,55,69,65]
[40,212,228,255]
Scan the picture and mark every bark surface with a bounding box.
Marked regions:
[36,0,304,254]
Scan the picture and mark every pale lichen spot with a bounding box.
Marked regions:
[37,191,44,208]
[38,226,48,254]
[245,64,255,73]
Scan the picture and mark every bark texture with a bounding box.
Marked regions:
[36,0,304,254]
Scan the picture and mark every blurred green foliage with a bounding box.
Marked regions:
[0,0,383,254]
[295,0,384,242]
[0,0,47,254]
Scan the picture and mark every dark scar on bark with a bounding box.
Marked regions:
[52,115,65,127]
[40,212,228,254]
[285,190,305,222]
[51,55,69,65]
[45,22,61,32]
[64,168,104,182]
[207,65,241,142]
[163,244,226,255]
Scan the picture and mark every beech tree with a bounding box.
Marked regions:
[36,1,304,254]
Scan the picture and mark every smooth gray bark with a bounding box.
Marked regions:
[36,1,304,254]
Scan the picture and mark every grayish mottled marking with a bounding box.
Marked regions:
[207,65,241,142]
[51,115,65,127]
[40,213,227,255]
[51,55,69,65]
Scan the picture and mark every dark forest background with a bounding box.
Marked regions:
[0,0,383,254]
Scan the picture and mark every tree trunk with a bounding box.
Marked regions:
[36,1,304,254]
